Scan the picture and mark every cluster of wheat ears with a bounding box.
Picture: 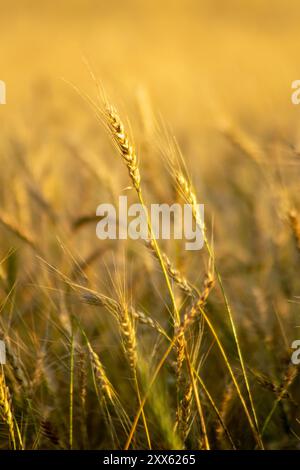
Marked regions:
[0,85,299,450]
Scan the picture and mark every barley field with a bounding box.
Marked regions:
[0,0,300,450]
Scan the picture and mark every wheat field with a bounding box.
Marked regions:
[0,0,300,450]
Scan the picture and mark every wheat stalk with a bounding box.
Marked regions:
[131,308,168,338]
[81,290,166,337]
[103,102,180,326]
[0,211,38,252]
[216,382,234,446]
[181,272,214,331]
[87,343,115,403]
[0,369,17,449]
[105,104,141,193]
[177,382,193,443]
[117,301,152,448]
[174,169,263,448]
[145,239,196,298]
[262,363,299,436]
[117,304,137,372]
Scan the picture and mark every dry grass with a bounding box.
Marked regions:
[0,0,300,451]
[0,369,17,449]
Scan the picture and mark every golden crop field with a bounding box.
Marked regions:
[0,0,300,451]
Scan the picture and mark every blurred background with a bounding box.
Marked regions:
[0,0,300,450]
[2,0,300,179]
[1,0,300,121]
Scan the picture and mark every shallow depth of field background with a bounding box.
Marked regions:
[0,0,300,450]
